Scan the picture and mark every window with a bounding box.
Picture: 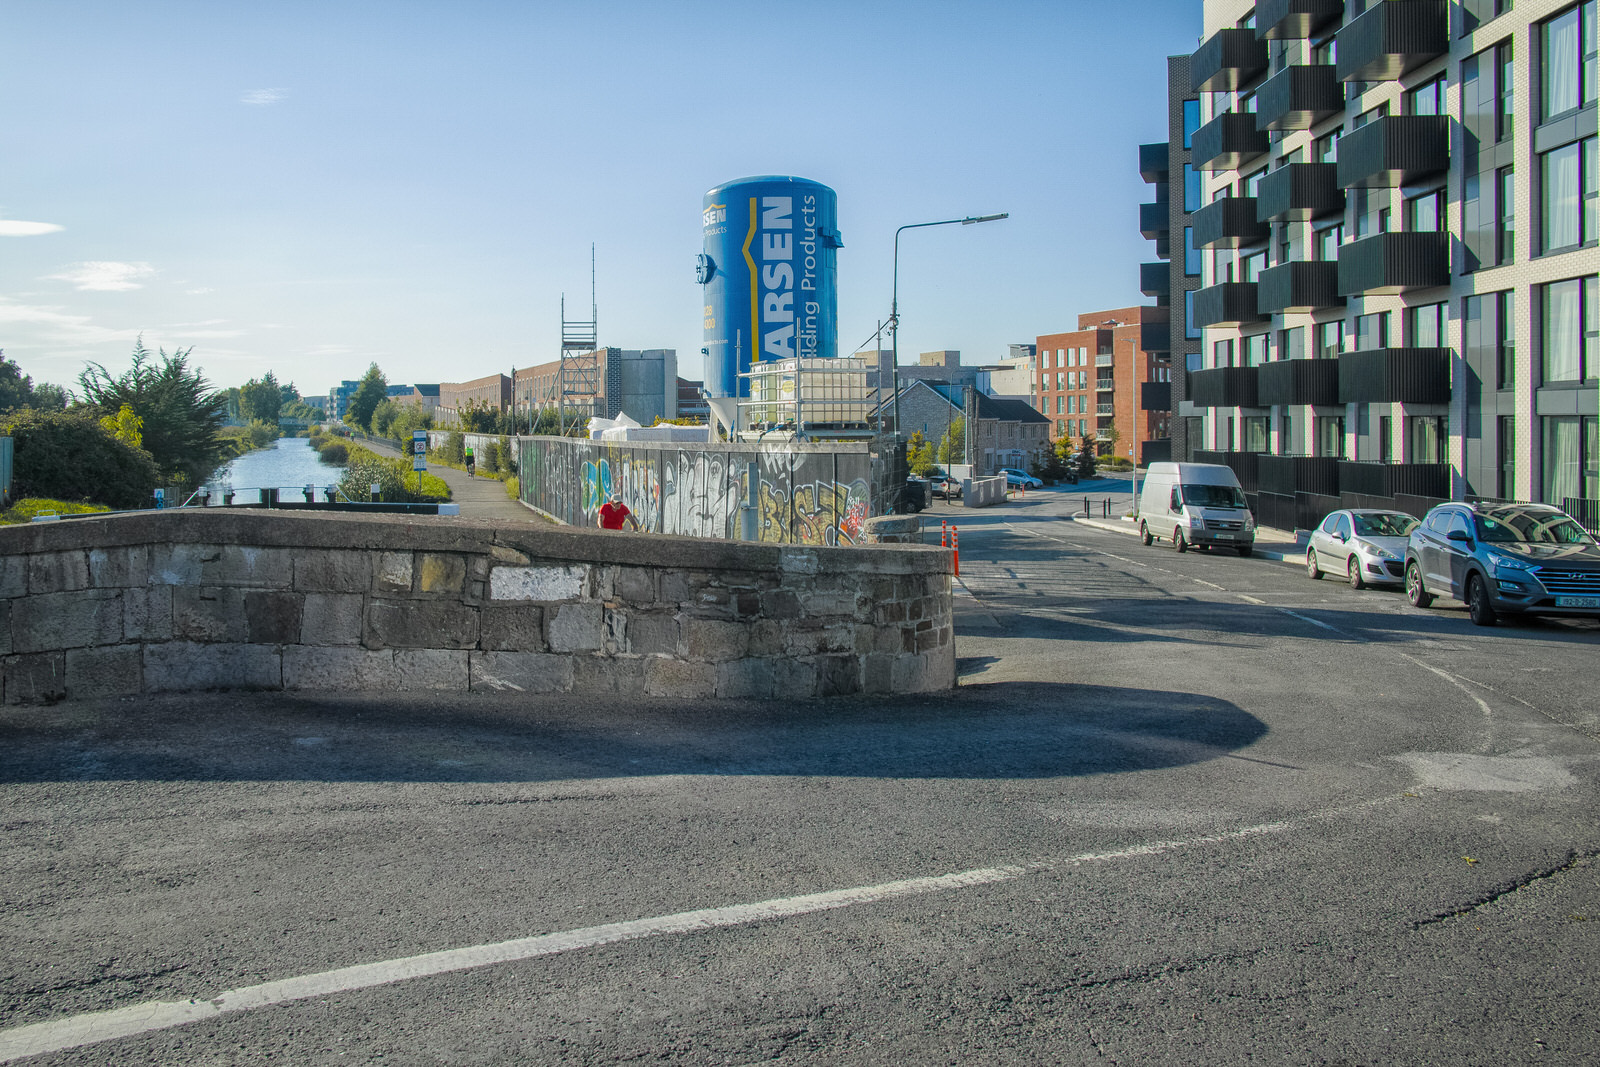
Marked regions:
[1498,416,1517,498]
[1281,413,1296,455]
[1213,338,1236,368]
[1185,291,1200,340]
[1315,416,1346,459]
[1541,415,1598,504]
[1244,169,1267,199]
[1466,290,1517,388]
[1380,415,1394,463]
[1243,416,1269,452]
[1184,227,1201,276]
[1311,37,1335,67]
[1356,311,1390,350]
[1542,275,1598,382]
[1540,2,1598,121]
[1316,127,1341,163]
[1279,326,1304,360]
[1183,99,1201,148]
[1241,250,1267,283]
[1243,333,1269,366]
[1315,222,1343,261]
[1498,167,1517,263]
[1407,75,1446,116]
[1184,164,1201,212]
[1540,137,1597,252]
[1409,416,1448,464]
[1318,320,1345,359]
[1499,41,1516,142]
[1408,303,1447,347]
[1406,190,1445,232]
[1352,103,1389,130]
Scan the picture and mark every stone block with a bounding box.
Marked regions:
[489,564,586,601]
[571,654,649,695]
[816,655,861,697]
[144,642,282,692]
[123,587,173,642]
[300,594,365,646]
[417,553,468,595]
[546,603,603,653]
[469,651,574,693]
[773,657,819,699]
[245,591,303,644]
[172,587,248,643]
[395,649,469,691]
[89,546,150,589]
[202,545,294,587]
[746,619,786,657]
[659,571,692,604]
[0,557,25,599]
[685,618,749,663]
[644,657,716,699]
[28,551,89,595]
[366,599,479,649]
[5,651,66,704]
[863,653,896,694]
[479,604,546,651]
[66,645,143,700]
[613,567,655,604]
[373,552,413,593]
[293,549,371,593]
[0,602,9,656]
[148,544,207,586]
[715,657,776,699]
[13,590,123,653]
[627,612,680,656]
[283,646,397,690]
[892,647,956,694]
[800,587,862,619]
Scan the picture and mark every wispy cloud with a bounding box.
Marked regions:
[46,261,156,291]
[304,344,354,357]
[185,287,215,295]
[241,88,287,106]
[0,298,141,349]
[0,219,64,237]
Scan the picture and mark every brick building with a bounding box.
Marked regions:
[1036,306,1173,463]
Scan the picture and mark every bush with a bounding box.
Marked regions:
[316,440,349,465]
[338,443,450,503]
[0,498,112,524]
[504,476,519,502]
[3,408,160,508]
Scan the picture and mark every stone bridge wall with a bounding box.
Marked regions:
[0,511,954,704]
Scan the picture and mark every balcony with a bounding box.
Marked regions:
[1193,282,1270,327]
[1192,449,1260,491]
[1255,0,1344,39]
[1334,115,1448,188]
[1142,320,1172,353]
[1191,112,1271,172]
[1140,143,1169,184]
[1140,201,1170,240]
[1256,163,1344,222]
[1338,460,1450,498]
[1191,197,1270,249]
[1335,0,1448,82]
[1257,357,1341,406]
[1141,381,1172,411]
[1191,28,1270,92]
[1141,261,1171,298]
[1188,367,1261,408]
[1338,347,1452,403]
[1258,454,1340,496]
[1096,403,1115,416]
[1096,378,1115,391]
[1096,354,1114,367]
[1255,65,1344,131]
[1336,231,1450,295]
[1257,260,1344,313]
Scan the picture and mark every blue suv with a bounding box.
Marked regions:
[1404,502,1600,626]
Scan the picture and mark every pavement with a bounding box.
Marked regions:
[357,435,547,524]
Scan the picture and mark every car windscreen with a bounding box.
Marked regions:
[1476,511,1595,545]
[1181,483,1244,509]
[1353,513,1418,537]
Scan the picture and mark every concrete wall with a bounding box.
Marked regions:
[0,510,954,705]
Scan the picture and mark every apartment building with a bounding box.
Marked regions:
[1037,306,1174,463]
[1143,0,1598,531]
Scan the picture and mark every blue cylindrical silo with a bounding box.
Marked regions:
[698,176,842,399]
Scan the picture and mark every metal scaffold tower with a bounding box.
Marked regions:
[536,246,600,437]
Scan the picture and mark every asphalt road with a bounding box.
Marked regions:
[3,487,1598,1065]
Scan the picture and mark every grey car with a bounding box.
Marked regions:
[1405,501,1600,626]
[1306,509,1419,588]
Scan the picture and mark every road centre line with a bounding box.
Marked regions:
[0,799,1398,1063]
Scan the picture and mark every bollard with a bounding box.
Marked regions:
[370,482,381,503]
[323,486,336,503]
[224,490,235,506]
[952,526,960,577]
[303,485,315,503]
[1082,499,1090,518]
[941,520,949,549]
[1103,497,1111,518]
[266,488,280,508]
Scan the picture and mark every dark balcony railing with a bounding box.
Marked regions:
[1338,461,1450,498]
[1141,381,1172,411]
[1256,163,1345,222]
[1335,0,1448,83]
[1140,201,1170,240]
[1255,0,1345,39]
[1334,115,1449,188]
[1191,449,1260,491]
[1337,231,1450,295]
[1188,367,1261,408]
[1191,112,1271,172]
[1191,197,1270,249]
[1141,320,1172,353]
[1193,282,1270,327]
[1258,454,1340,496]
[1257,260,1344,313]
[1257,357,1341,406]
[1140,143,1169,184]
[1255,64,1344,131]
[1338,347,1452,403]
[1140,261,1171,298]
[1563,497,1600,537]
[1191,28,1270,92]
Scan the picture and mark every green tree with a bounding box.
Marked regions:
[344,363,387,431]
[99,404,144,449]
[1076,435,1098,479]
[0,351,68,413]
[937,416,966,464]
[3,407,160,508]
[370,398,399,437]
[238,372,284,424]
[77,338,229,486]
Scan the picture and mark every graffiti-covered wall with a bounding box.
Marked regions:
[517,437,876,545]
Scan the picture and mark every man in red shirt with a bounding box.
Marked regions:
[598,493,640,531]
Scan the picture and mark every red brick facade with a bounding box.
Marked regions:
[1036,305,1171,459]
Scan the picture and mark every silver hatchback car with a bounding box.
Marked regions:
[1306,509,1419,588]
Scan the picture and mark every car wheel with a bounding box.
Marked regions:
[1306,549,1322,580]
[1347,556,1366,590]
[1467,573,1499,627]
[1141,522,1153,546]
[1173,527,1187,553]
[1405,561,1433,608]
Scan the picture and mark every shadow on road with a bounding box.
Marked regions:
[0,683,1266,785]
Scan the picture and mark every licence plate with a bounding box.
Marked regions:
[1212,532,1234,540]
[1555,596,1600,608]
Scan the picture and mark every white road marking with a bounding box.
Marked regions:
[0,800,1395,1063]
[1237,594,1266,605]
[1278,608,1348,635]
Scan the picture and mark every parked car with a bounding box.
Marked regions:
[929,470,962,499]
[897,478,927,514]
[1137,461,1256,556]
[1306,509,1419,588]
[1404,501,1600,626]
[999,468,1043,489]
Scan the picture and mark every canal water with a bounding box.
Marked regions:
[205,437,346,501]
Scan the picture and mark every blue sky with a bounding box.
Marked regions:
[2,1,1202,398]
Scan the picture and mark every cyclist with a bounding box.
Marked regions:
[464,445,475,478]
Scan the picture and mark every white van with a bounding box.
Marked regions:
[1137,462,1257,556]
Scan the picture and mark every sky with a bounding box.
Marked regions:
[2,0,1203,399]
